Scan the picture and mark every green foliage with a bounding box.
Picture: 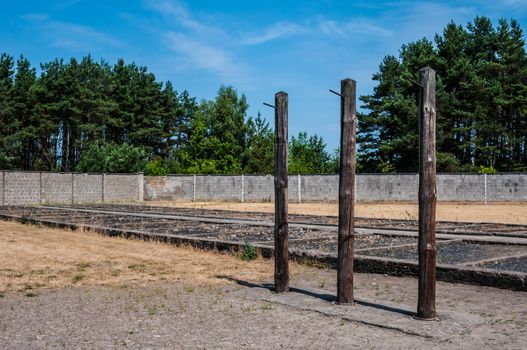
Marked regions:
[76,143,148,173]
[478,165,497,174]
[437,152,462,172]
[145,158,169,176]
[358,17,527,173]
[377,159,396,174]
[289,132,335,174]
[240,241,257,261]
[0,52,339,175]
[243,114,274,174]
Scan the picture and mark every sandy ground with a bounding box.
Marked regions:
[1,221,526,349]
[0,221,283,293]
[145,201,527,224]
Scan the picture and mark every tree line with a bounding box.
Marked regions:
[359,17,527,173]
[1,16,526,174]
[0,55,335,174]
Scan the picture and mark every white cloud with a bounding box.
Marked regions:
[22,14,125,52]
[21,13,49,22]
[145,0,225,38]
[242,18,392,46]
[242,21,307,45]
[319,19,393,38]
[319,20,347,38]
[164,31,246,82]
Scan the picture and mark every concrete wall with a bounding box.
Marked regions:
[0,171,143,205]
[1,171,524,205]
[144,173,527,202]
[245,175,274,202]
[103,174,143,202]
[42,173,73,204]
[73,174,103,203]
[4,171,41,205]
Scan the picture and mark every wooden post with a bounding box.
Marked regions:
[274,91,289,293]
[417,67,437,319]
[337,79,357,304]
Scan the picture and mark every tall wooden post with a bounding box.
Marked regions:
[274,91,289,293]
[417,67,437,319]
[337,79,357,304]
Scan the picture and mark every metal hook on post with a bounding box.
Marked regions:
[329,89,344,98]
[263,102,276,109]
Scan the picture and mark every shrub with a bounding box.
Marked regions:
[76,143,148,173]
[478,165,497,174]
[241,241,257,261]
[145,158,169,176]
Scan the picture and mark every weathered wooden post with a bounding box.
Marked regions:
[274,91,289,293]
[337,79,357,304]
[417,67,437,319]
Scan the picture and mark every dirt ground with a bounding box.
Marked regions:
[146,201,527,225]
[1,221,526,349]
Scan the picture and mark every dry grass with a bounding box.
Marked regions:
[146,201,527,224]
[0,220,306,294]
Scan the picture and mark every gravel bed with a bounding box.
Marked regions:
[361,241,527,265]
[258,235,417,253]
[200,227,331,242]
[479,256,527,273]
[49,204,527,235]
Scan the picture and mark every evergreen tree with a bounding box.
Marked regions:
[359,17,527,172]
[243,113,274,174]
[0,54,15,168]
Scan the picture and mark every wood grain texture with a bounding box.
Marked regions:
[417,67,437,319]
[337,79,357,304]
[274,91,289,293]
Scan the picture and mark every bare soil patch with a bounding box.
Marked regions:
[147,201,527,224]
[0,220,301,294]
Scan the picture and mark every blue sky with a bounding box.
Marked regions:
[1,0,527,151]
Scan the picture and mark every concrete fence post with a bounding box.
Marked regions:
[298,174,301,203]
[39,172,43,204]
[137,172,144,202]
[1,171,5,205]
[484,173,488,205]
[101,173,105,203]
[193,174,197,202]
[241,174,245,203]
[71,173,75,204]
[354,175,358,203]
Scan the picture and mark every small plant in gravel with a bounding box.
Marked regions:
[260,303,272,310]
[241,305,257,312]
[25,292,37,297]
[240,241,257,261]
[19,216,32,225]
[72,274,84,283]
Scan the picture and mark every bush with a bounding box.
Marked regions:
[145,158,169,176]
[241,242,257,261]
[478,165,497,174]
[76,143,148,173]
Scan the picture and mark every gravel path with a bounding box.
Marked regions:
[1,272,526,349]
